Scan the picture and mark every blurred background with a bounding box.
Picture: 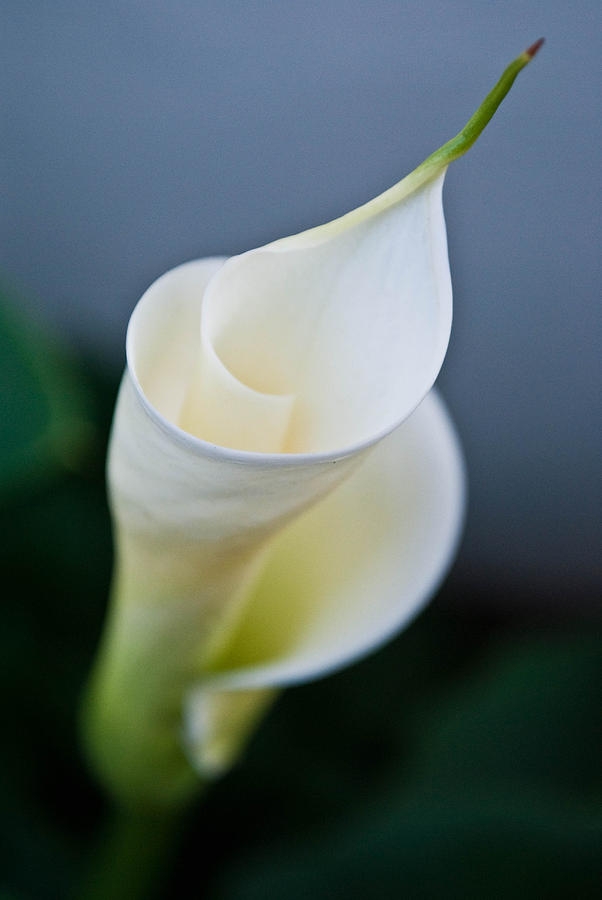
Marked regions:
[1,2,600,898]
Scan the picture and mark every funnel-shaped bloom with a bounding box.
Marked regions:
[84,45,541,811]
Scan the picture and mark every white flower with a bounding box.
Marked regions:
[84,44,541,810]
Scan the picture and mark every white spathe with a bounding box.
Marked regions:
[101,168,464,788]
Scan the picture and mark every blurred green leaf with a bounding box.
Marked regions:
[207,632,602,900]
[0,293,113,899]
[0,289,94,498]
[410,635,602,794]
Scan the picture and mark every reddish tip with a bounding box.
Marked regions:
[525,37,545,59]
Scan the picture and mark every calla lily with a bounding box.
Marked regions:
[84,43,542,811]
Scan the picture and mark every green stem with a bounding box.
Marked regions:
[77,806,184,900]
[416,37,544,175]
[293,38,544,244]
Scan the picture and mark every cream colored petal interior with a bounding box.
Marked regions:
[128,257,295,454]
[129,257,225,424]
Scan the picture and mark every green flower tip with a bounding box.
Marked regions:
[412,38,545,182]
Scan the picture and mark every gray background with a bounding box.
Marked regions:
[2,1,600,607]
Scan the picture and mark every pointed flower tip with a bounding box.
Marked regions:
[525,37,545,60]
